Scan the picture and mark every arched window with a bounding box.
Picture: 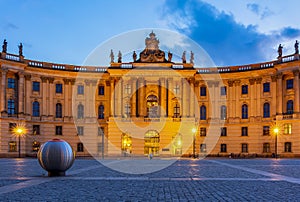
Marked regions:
[287,100,293,114]
[200,105,206,120]
[77,143,84,152]
[263,103,270,118]
[98,105,104,119]
[56,103,62,118]
[77,104,84,119]
[220,105,227,120]
[242,104,248,119]
[7,99,15,115]
[32,101,40,117]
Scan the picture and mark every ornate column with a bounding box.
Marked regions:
[115,77,122,117]
[105,80,111,117]
[293,70,300,113]
[256,78,262,117]
[24,74,31,115]
[182,78,189,117]
[234,80,241,118]
[207,81,214,119]
[0,68,8,112]
[249,78,255,117]
[110,78,115,117]
[276,73,283,114]
[214,81,219,119]
[159,78,166,117]
[138,77,145,117]
[18,71,25,114]
[48,78,54,116]
[90,80,97,118]
[189,78,195,117]
[63,79,69,117]
[227,80,234,118]
[130,78,137,117]
[41,76,48,116]
[271,75,277,117]
[84,79,91,117]
[167,78,173,117]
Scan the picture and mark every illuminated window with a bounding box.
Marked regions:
[77,85,84,95]
[33,125,40,135]
[56,83,63,93]
[200,86,206,96]
[77,143,84,152]
[242,104,248,119]
[56,103,62,118]
[284,123,292,134]
[263,143,270,153]
[286,79,293,89]
[32,81,40,92]
[7,99,15,115]
[8,78,15,88]
[263,82,270,93]
[200,144,206,152]
[241,127,248,136]
[32,101,40,117]
[220,144,227,153]
[241,85,248,94]
[220,127,227,136]
[8,141,17,152]
[124,103,131,117]
[200,128,206,136]
[32,141,40,152]
[241,143,248,153]
[263,126,270,136]
[125,84,131,94]
[77,126,84,136]
[98,85,105,95]
[55,126,62,135]
[174,84,180,95]
[173,103,180,118]
[77,104,84,119]
[220,105,227,120]
[200,105,206,120]
[263,103,270,118]
[284,142,292,152]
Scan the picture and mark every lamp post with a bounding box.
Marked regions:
[192,128,197,158]
[13,124,27,158]
[274,127,279,159]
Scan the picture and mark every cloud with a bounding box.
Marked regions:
[246,3,273,20]
[4,23,19,30]
[159,0,300,66]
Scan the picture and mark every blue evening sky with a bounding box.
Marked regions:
[1,0,299,66]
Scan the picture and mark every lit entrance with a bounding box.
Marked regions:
[144,130,160,155]
[147,95,158,117]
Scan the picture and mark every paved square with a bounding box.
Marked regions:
[1,158,300,201]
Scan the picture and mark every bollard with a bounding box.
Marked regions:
[37,139,75,177]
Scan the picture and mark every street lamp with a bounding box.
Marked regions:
[13,124,27,158]
[273,127,279,159]
[192,127,197,158]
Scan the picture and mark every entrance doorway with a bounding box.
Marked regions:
[147,95,158,117]
[144,130,160,155]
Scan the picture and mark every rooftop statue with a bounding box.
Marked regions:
[2,39,7,53]
[110,49,114,63]
[138,32,167,63]
[168,51,172,62]
[295,40,299,54]
[118,51,122,63]
[19,43,23,56]
[182,51,186,63]
[277,44,283,58]
[133,51,137,62]
[190,51,194,64]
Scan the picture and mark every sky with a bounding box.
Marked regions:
[0,0,300,67]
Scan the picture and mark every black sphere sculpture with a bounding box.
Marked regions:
[38,139,75,176]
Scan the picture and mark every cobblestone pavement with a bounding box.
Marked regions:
[0,158,300,201]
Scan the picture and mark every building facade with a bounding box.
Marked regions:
[1,33,300,158]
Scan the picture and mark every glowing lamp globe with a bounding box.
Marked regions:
[37,139,75,176]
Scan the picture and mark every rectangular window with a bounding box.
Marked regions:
[7,78,15,89]
[125,84,131,94]
[200,144,206,153]
[263,143,270,153]
[284,123,292,134]
[32,81,40,92]
[241,127,248,136]
[286,79,293,89]
[8,141,17,152]
[56,84,63,93]
[77,85,84,95]
[284,142,292,152]
[200,127,206,136]
[98,85,105,95]
[200,86,206,96]
[33,125,40,135]
[174,85,180,95]
[9,123,16,132]
[241,85,248,94]
[241,143,248,153]
[98,127,104,136]
[220,86,227,96]
[263,126,270,136]
[220,144,227,153]
[263,82,270,93]
[220,127,227,136]
[55,126,62,135]
[77,126,84,136]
